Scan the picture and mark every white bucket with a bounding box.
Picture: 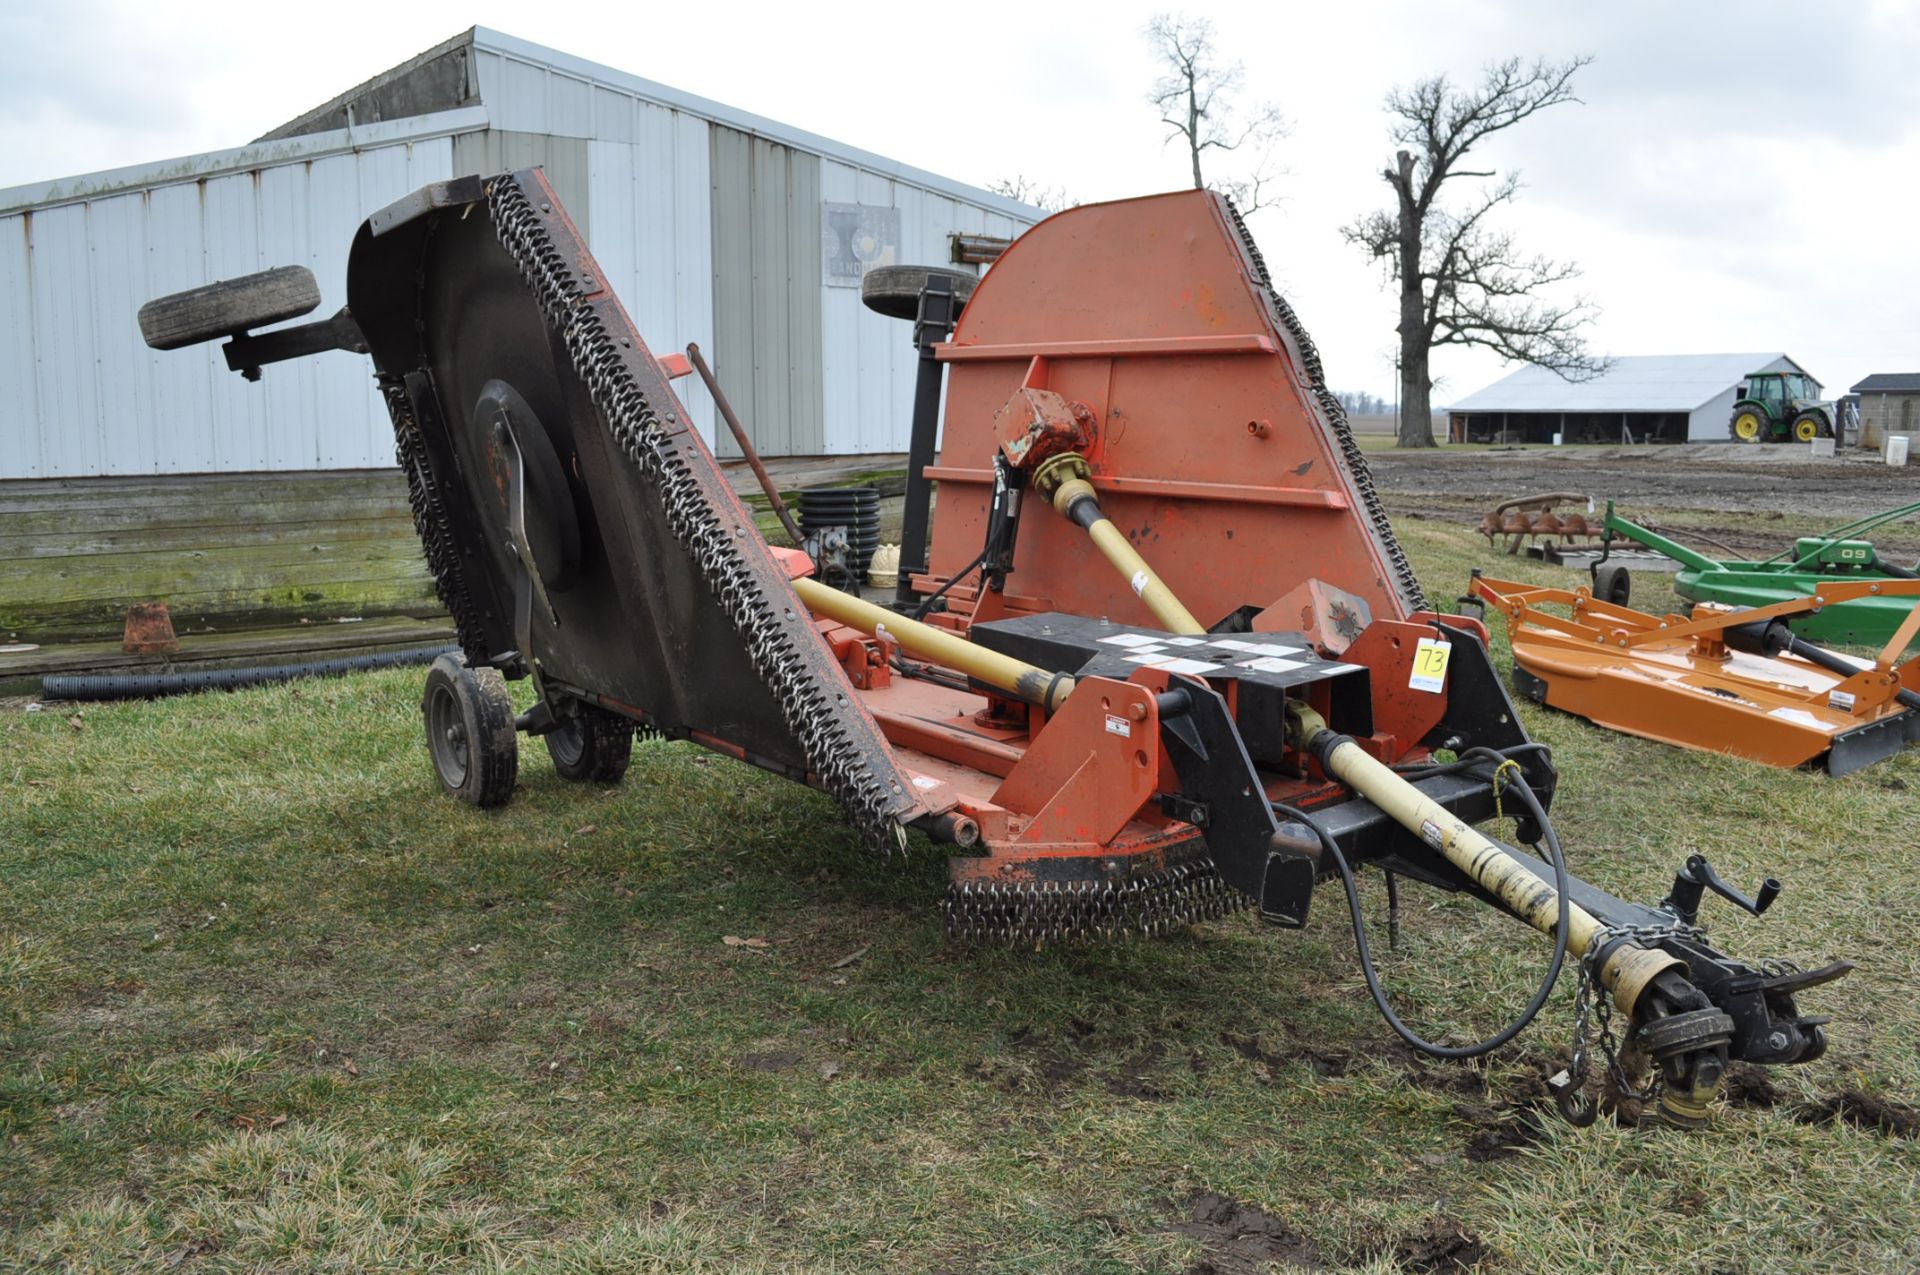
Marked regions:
[1810,437,1835,459]
[1888,435,1911,467]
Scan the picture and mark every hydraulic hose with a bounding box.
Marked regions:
[1272,747,1571,1059]
[42,644,457,701]
[1286,703,1683,1022]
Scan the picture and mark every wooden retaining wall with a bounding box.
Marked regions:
[0,470,443,643]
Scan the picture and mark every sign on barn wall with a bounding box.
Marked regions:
[822,202,900,287]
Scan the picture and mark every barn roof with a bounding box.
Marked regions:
[1850,373,1920,394]
[1446,353,1807,413]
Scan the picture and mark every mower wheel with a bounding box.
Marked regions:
[545,708,634,783]
[421,654,518,807]
[137,265,322,350]
[1791,410,1829,442]
[860,265,978,321]
[1593,562,1632,607]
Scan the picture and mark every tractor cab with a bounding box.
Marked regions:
[1730,370,1832,443]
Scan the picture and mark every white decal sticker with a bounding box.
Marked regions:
[1828,689,1857,712]
[1246,656,1306,674]
[1420,819,1447,850]
[1212,640,1306,658]
[1768,707,1823,727]
[910,775,940,790]
[1409,637,1452,694]
[1097,633,1162,648]
[1104,714,1132,737]
[1130,570,1150,596]
[1157,658,1223,675]
[1319,663,1364,676]
[1120,652,1175,665]
[1163,637,1207,647]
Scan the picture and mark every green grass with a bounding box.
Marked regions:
[4,517,1919,1273]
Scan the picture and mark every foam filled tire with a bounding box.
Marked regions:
[545,708,634,783]
[137,265,321,350]
[421,654,518,807]
[860,265,978,321]
[1791,410,1830,442]
[1593,562,1632,607]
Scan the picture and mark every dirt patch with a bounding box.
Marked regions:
[1719,1062,1782,1110]
[1384,1218,1489,1274]
[1453,1101,1547,1162]
[1218,1030,1371,1080]
[1107,1039,1174,1101]
[1168,1190,1324,1274]
[739,1050,803,1073]
[1368,446,1920,521]
[1797,1090,1919,1139]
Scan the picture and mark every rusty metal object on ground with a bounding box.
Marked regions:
[121,602,179,655]
[1476,493,1600,554]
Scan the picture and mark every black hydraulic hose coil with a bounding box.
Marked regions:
[42,645,458,702]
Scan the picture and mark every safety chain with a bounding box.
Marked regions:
[1220,198,1428,615]
[481,175,913,854]
[1563,921,1711,1116]
[943,861,1250,946]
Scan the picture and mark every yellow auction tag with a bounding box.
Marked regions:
[1409,637,1451,693]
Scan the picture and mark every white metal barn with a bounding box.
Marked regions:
[0,26,1039,482]
[1444,353,1814,444]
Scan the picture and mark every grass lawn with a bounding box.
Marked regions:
[4,514,1918,1273]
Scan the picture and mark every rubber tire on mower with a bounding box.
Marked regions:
[137,265,322,350]
[1728,405,1770,444]
[1593,562,1632,607]
[545,708,635,783]
[421,654,518,807]
[860,265,978,321]
[1791,410,1829,442]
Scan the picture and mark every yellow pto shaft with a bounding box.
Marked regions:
[792,576,1077,712]
[1287,705,1681,1018]
[1032,454,1205,635]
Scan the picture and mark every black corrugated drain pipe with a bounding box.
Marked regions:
[42,644,458,702]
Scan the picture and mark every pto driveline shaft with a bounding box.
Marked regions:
[792,576,1076,711]
[1286,704,1682,1018]
[1032,454,1205,635]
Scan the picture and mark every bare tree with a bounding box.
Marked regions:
[1343,56,1607,448]
[987,175,1073,213]
[1144,14,1286,213]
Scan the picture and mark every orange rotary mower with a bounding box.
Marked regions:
[1467,574,1920,775]
[140,172,1851,1127]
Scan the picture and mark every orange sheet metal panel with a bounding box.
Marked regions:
[925,190,1409,634]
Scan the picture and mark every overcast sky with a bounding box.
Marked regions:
[5,0,1917,404]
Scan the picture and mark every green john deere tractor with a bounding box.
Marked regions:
[1728,370,1835,443]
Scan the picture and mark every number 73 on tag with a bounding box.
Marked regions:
[1409,637,1451,693]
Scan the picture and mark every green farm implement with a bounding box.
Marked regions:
[1595,500,1920,647]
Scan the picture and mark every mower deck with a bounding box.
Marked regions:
[141,169,1856,1125]
[1472,574,1920,774]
